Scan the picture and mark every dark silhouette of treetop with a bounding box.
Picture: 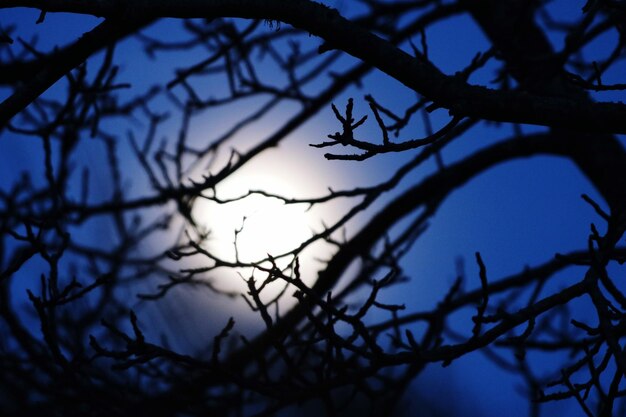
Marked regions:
[1,0,626,416]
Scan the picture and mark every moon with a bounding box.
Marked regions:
[196,171,313,265]
[188,145,345,303]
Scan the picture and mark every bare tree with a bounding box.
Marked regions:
[1,0,626,416]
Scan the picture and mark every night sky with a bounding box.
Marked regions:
[1,1,625,415]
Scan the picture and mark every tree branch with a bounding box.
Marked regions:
[4,0,626,132]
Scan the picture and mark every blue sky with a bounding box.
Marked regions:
[1,1,624,415]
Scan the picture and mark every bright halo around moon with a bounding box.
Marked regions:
[198,176,312,264]
[188,135,349,306]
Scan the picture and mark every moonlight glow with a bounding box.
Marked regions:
[187,141,348,302]
[193,169,313,265]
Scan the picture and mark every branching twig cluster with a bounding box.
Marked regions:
[1,1,626,416]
